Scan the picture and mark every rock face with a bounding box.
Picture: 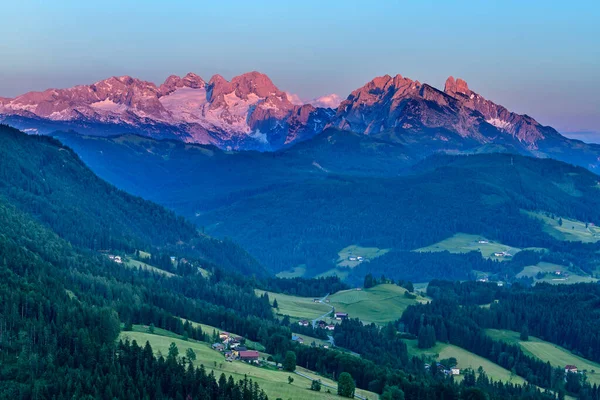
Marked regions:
[329,74,561,150]
[0,71,331,150]
[0,71,595,168]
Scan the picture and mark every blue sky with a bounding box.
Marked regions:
[1,0,599,139]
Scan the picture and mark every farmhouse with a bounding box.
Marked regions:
[335,312,348,320]
[212,343,224,352]
[493,252,504,257]
[239,350,260,363]
[348,256,357,261]
[326,324,335,331]
[292,335,304,344]
[219,332,230,341]
[313,299,320,303]
[451,368,460,375]
[298,320,310,327]
[357,256,364,261]
[565,365,578,374]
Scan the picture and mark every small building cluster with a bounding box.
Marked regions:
[425,363,460,376]
[565,365,578,374]
[348,256,365,262]
[493,251,513,258]
[212,331,259,363]
[108,255,123,264]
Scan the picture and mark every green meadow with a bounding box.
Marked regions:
[328,284,428,325]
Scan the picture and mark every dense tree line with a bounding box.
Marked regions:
[258,275,348,297]
[402,281,600,398]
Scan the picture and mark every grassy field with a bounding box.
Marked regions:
[525,211,600,243]
[328,284,428,325]
[255,289,332,321]
[336,245,390,268]
[124,257,175,277]
[276,264,306,278]
[414,233,523,261]
[517,262,597,285]
[405,339,526,385]
[315,245,391,279]
[120,327,378,400]
[486,329,600,385]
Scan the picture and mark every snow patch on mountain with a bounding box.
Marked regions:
[486,118,512,130]
[159,87,208,122]
[90,99,128,114]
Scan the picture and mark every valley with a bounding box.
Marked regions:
[3,2,599,399]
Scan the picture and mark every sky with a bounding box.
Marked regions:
[1,0,599,140]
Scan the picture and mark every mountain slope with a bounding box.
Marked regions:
[194,153,600,276]
[0,124,265,275]
[49,129,600,278]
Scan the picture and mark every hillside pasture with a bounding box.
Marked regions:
[124,257,175,277]
[405,339,526,385]
[254,289,332,321]
[120,327,378,400]
[486,329,600,385]
[276,264,306,278]
[525,211,600,243]
[328,284,427,325]
[517,262,597,285]
[414,233,522,261]
[336,245,390,268]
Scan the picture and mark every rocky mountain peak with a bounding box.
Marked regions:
[444,76,470,96]
[159,73,206,96]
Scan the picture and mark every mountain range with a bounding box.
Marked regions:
[2,71,599,169]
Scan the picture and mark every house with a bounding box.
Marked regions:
[493,252,504,257]
[219,332,230,341]
[325,299,330,303]
[335,312,348,320]
[170,256,176,263]
[108,255,115,260]
[236,346,248,352]
[478,240,489,244]
[239,350,260,363]
[565,365,578,374]
[298,320,310,327]
[356,288,362,291]
[348,256,357,261]
[212,343,224,352]
[313,299,320,303]
[292,335,304,344]
[357,256,364,262]
[451,368,460,375]
[114,256,123,264]
[326,324,335,331]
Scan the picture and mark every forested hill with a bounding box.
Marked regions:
[0,124,264,275]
